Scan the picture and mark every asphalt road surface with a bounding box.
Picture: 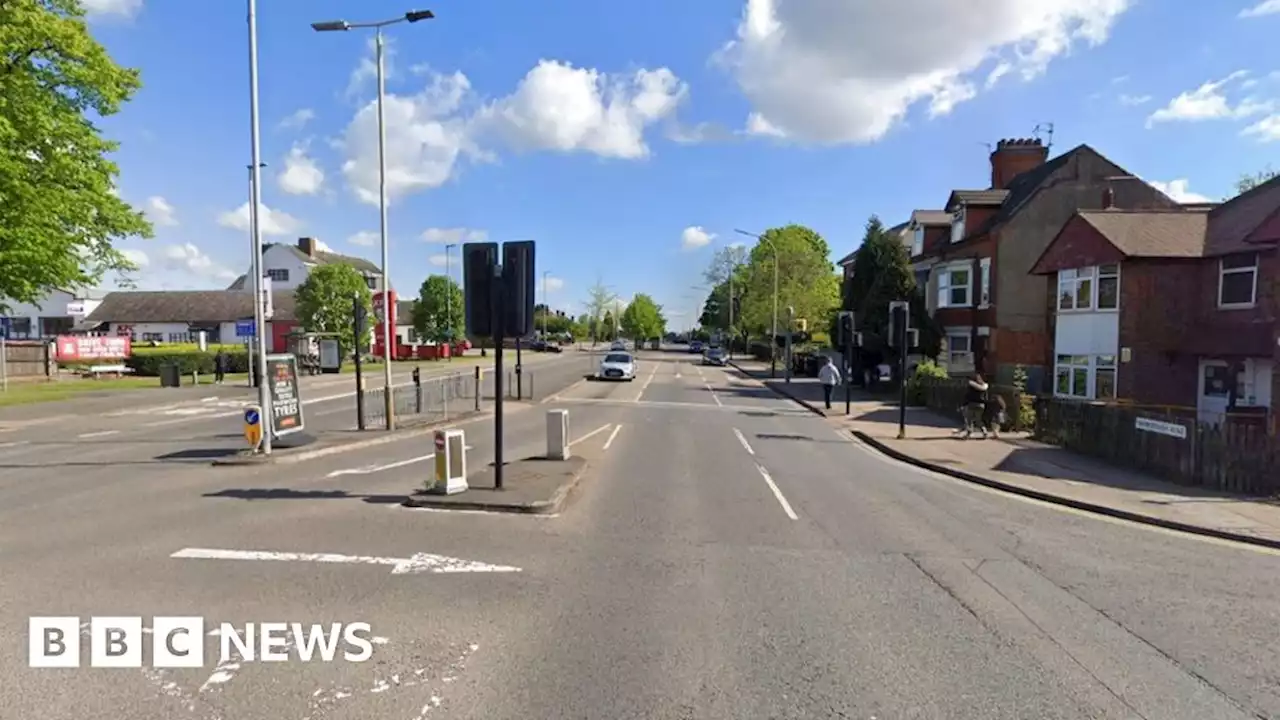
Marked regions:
[2,350,1279,719]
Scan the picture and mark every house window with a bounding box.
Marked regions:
[938,267,971,308]
[978,257,991,307]
[911,226,924,257]
[950,209,965,243]
[142,332,164,342]
[365,276,378,290]
[947,331,973,367]
[1058,267,1096,311]
[1219,253,1258,307]
[1055,354,1091,398]
[266,268,289,282]
[1097,264,1120,310]
[1095,355,1117,399]
[5,317,32,339]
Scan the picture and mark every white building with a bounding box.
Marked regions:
[1,288,104,339]
[227,237,387,293]
[82,290,296,347]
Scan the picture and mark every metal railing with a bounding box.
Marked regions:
[358,367,536,429]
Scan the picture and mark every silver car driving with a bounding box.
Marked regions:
[597,352,636,381]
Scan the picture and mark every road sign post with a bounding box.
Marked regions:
[243,405,263,451]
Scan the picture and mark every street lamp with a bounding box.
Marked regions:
[311,9,436,431]
[736,228,780,378]
[246,0,272,454]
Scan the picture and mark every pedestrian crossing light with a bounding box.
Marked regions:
[796,318,807,332]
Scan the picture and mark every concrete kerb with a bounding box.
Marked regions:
[850,429,1280,553]
[402,458,592,515]
[726,360,827,417]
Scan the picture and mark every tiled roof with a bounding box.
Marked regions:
[267,243,382,275]
[1205,174,1280,256]
[85,290,297,324]
[1076,210,1209,258]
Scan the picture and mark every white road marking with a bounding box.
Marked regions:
[756,464,799,520]
[603,424,623,451]
[704,382,724,407]
[553,396,809,415]
[170,547,522,574]
[569,422,612,447]
[325,446,473,478]
[77,429,120,439]
[733,427,755,455]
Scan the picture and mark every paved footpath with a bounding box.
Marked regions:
[4,350,1280,718]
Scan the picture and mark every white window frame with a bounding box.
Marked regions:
[978,257,991,308]
[937,264,972,308]
[266,268,289,282]
[946,331,974,368]
[1054,354,1118,400]
[1097,264,1120,311]
[1218,253,1258,308]
[950,208,966,244]
[912,225,924,257]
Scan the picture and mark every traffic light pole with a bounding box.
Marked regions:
[894,303,909,439]
[353,294,365,431]
[492,263,505,490]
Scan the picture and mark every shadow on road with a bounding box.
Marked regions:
[203,487,406,504]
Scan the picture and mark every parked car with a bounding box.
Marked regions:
[596,352,636,381]
[689,341,704,354]
[703,347,727,366]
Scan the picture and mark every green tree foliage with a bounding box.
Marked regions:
[1236,166,1279,195]
[620,293,666,340]
[698,281,730,329]
[843,216,941,358]
[295,264,373,357]
[584,278,618,345]
[600,310,617,341]
[0,0,153,310]
[737,225,840,341]
[411,274,464,342]
[533,305,573,335]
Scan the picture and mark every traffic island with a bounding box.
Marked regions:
[403,456,590,515]
[210,412,482,467]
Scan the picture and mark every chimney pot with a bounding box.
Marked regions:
[298,237,318,257]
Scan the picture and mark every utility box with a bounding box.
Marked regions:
[428,429,468,494]
[546,409,569,460]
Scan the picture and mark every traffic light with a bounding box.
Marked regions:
[888,300,909,347]
[837,311,854,348]
[353,294,368,342]
[463,242,499,337]
[502,240,536,338]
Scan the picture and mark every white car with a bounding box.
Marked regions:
[597,352,636,381]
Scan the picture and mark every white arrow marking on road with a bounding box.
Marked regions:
[170,547,521,574]
[324,446,473,478]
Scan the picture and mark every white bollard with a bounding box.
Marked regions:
[427,429,468,494]
[546,409,570,460]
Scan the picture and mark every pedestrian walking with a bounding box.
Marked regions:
[818,355,841,411]
[960,373,989,438]
[983,391,1006,439]
[213,349,228,385]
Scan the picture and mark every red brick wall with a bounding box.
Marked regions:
[1032,214,1127,274]
[993,327,1051,367]
[1117,259,1201,407]
[961,206,999,238]
[991,145,1049,189]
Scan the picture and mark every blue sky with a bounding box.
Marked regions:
[89,0,1280,328]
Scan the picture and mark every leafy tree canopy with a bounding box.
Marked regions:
[295,264,373,357]
[0,0,153,311]
[842,215,939,358]
[736,224,840,341]
[411,274,464,343]
[620,293,666,340]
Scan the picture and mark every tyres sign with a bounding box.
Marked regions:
[265,354,304,436]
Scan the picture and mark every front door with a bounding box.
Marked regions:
[1198,359,1231,425]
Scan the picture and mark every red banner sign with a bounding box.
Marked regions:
[55,335,132,361]
[371,290,397,339]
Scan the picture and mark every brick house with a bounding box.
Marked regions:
[925,138,1178,391]
[1032,176,1280,426]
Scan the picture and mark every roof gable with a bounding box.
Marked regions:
[1205,174,1280,256]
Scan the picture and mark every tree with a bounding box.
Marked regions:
[411,275,464,343]
[621,294,666,341]
[295,264,373,357]
[0,0,153,311]
[584,278,618,346]
[737,225,840,343]
[843,215,940,359]
[1236,166,1280,195]
[698,281,730,329]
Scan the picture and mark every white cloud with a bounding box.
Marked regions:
[1118,93,1151,106]
[745,112,786,138]
[162,243,238,282]
[545,276,565,292]
[1145,71,1271,126]
[216,202,304,236]
[427,253,450,267]
[80,0,141,18]
[349,231,378,247]
[120,248,149,268]
[1240,0,1280,17]
[717,0,1132,144]
[473,61,688,159]
[1242,114,1280,142]
[278,108,315,131]
[346,36,397,101]
[145,196,177,227]
[681,226,715,251]
[421,227,488,244]
[278,143,325,195]
[1149,179,1212,203]
[312,239,335,253]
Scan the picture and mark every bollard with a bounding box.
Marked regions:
[427,428,469,494]
[412,366,422,415]
[474,366,481,411]
[546,409,570,460]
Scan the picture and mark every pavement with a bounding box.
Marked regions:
[3,348,1280,718]
[730,357,1280,549]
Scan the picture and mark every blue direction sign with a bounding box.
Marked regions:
[236,319,255,337]
[244,408,260,425]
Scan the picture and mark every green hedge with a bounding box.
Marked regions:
[126,350,250,376]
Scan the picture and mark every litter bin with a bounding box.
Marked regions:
[158,362,181,388]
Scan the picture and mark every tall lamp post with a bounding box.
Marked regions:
[311,9,436,431]
[735,228,779,377]
[246,0,272,454]
[444,242,456,357]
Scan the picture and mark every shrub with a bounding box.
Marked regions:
[906,359,948,405]
[1010,364,1037,431]
[126,350,250,376]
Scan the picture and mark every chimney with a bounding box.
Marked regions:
[990,138,1049,190]
[1102,185,1115,210]
[297,237,318,257]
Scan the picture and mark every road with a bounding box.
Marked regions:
[3,349,1279,718]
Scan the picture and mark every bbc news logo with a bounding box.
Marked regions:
[29,617,375,668]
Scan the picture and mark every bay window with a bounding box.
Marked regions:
[1219,253,1258,307]
[951,209,966,243]
[938,267,971,308]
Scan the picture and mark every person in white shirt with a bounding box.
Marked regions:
[817,356,841,410]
